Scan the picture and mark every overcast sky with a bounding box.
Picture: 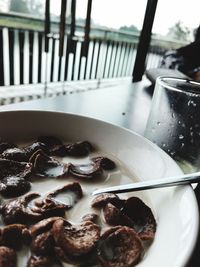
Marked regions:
[51,0,200,35]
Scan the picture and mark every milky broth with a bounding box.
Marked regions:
[2,140,155,267]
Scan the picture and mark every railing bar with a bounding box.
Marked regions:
[83,46,89,79]
[94,40,102,79]
[102,41,110,78]
[50,37,56,82]
[77,42,83,80]
[19,30,24,84]
[71,41,77,80]
[104,43,112,78]
[70,0,76,37]
[120,43,128,76]
[0,28,4,86]
[59,0,67,57]
[132,0,158,81]
[89,39,96,79]
[44,0,50,53]
[116,42,124,77]
[113,42,121,77]
[84,41,93,79]
[112,42,120,77]
[8,29,14,85]
[58,55,62,82]
[23,31,29,84]
[52,39,59,82]
[32,32,39,83]
[29,31,34,84]
[124,43,132,76]
[128,43,137,75]
[60,35,67,82]
[64,37,76,80]
[67,53,73,81]
[107,41,114,78]
[73,41,81,81]
[64,37,70,81]
[37,32,43,83]
[46,38,53,82]
[108,44,117,78]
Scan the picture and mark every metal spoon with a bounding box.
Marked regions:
[92,171,200,195]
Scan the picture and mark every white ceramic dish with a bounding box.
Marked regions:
[0,110,198,267]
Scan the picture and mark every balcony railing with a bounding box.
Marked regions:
[0,11,189,104]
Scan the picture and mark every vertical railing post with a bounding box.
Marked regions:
[132,0,158,82]
[80,0,92,79]
[58,0,67,84]
[44,0,50,95]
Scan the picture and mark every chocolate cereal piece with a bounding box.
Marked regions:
[1,142,47,162]
[68,162,103,179]
[27,255,57,267]
[0,192,41,224]
[30,217,65,237]
[91,193,122,209]
[103,202,133,227]
[37,136,63,147]
[0,176,31,198]
[0,246,17,267]
[1,147,28,162]
[81,213,99,224]
[47,182,83,208]
[0,224,30,250]
[65,141,94,157]
[92,157,116,170]
[0,159,32,181]
[98,226,143,267]
[52,219,100,257]
[29,150,68,178]
[31,231,55,256]
[37,136,66,157]
[122,197,157,241]
[0,142,17,154]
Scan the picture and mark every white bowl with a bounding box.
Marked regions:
[0,110,198,267]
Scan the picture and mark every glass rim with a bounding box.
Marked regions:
[156,76,200,95]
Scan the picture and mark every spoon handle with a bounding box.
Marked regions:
[92,171,200,195]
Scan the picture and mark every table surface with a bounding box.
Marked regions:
[0,78,199,266]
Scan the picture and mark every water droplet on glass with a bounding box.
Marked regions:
[157,121,161,125]
[178,134,184,139]
[180,143,185,149]
[170,151,175,156]
[171,113,175,118]
[187,100,196,107]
